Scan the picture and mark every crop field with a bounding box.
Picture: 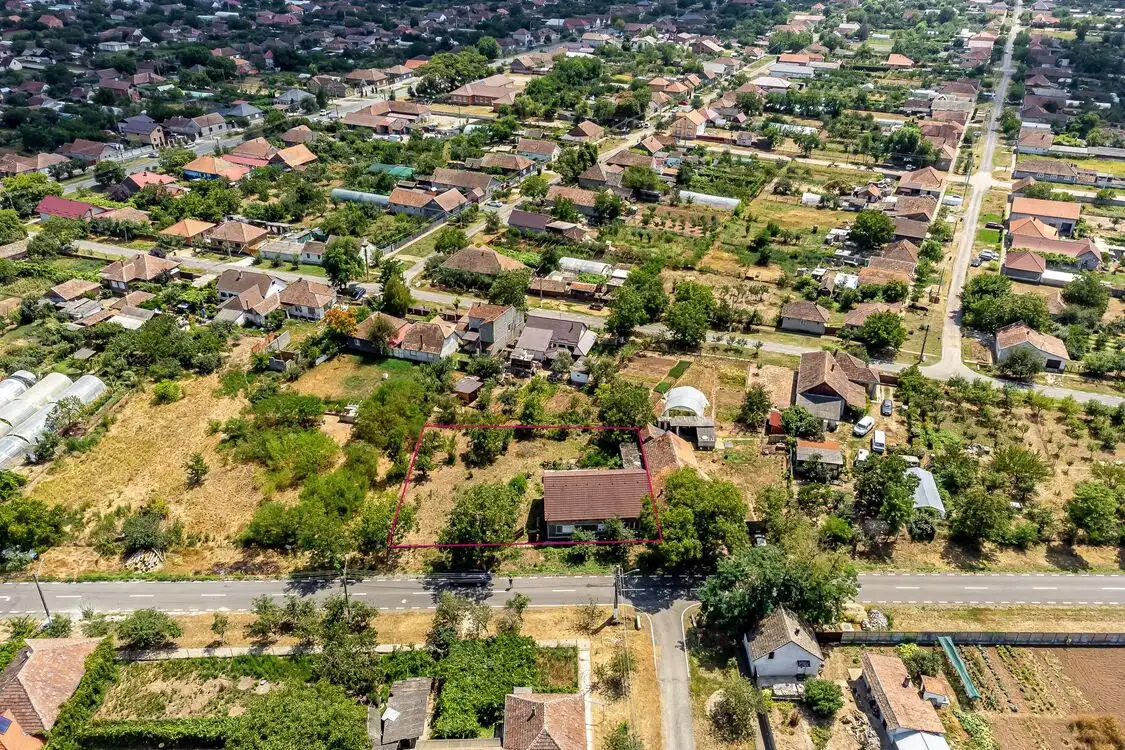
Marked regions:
[962,646,1125,750]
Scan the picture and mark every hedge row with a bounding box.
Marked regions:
[77,718,236,749]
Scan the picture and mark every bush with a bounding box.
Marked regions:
[151,380,184,405]
[432,635,542,738]
[116,609,183,651]
[803,678,843,717]
[710,676,764,741]
[895,643,944,679]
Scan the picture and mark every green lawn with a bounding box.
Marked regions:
[976,228,1001,244]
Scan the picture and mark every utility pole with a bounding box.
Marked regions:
[341,554,350,620]
[612,565,621,623]
[33,557,50,623]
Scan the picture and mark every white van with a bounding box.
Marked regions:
[871,430,887,453]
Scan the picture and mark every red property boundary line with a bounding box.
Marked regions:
[388,423,663,549]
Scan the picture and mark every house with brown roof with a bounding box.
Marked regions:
[1009,235,1100,270]
[270,144,318,171]
[897,167,947,198]
[502,689,585,750]
[209,221,268,255]
[439,245,526,286]
[564,120,605,143]
[860,257,916,288]
[1009,196,1080,236]
[159,219,215,244]
[1001,249,1047,282]
[216,269,285,304]
[796,350,870,421]
[280,125,315,145]
[45,279,100,304]
[181,155,248,182]
[861,653,949,750]
[842,301,903,329]
[462,303,525,354]
[542,468,650,539]
[995,321,1069,371]
[778,301,830,335]
[0,639,101,736]
[99,254,180,292]
[427,168,498,198]
[390,188,466,219]
[0,710,43,750]
[346,312,409,355]
[479,152,536,179]
[391,318,459,363]
[546,185,600,218]
[742,607,823,685]
[516,137,560,162]
[279,278,335,320]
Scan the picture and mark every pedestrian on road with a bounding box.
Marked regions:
[508,575,513,591]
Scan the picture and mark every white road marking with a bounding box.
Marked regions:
[1101,587,1125,591]
[551,589,577,592]
[54,595,81,599]
[964,586,989,590]
[128,594,153,598]
[200,594,226,598]
[894,586,920,590]
[1032,586,1057,590]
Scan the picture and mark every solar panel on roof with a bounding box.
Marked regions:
[0,715,14,733]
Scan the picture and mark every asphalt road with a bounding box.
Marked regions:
[10,572,1125,617]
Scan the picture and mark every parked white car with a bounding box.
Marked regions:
[853,416,875,436]
[871,430,887,453]
[855,449,870,465]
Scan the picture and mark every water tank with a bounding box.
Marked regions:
[0,400,40,432]
[0,435,28,469]
[18,373,73,408]
[0,373,34,410]
[60,375,107,405]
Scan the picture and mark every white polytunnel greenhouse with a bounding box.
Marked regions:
[0,371,35,410]
[0,373,108,468]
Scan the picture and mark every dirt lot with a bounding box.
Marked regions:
[167,606,662,750]
[966,645,1125,750]
[880,605,1125,633]
[26,361,297,577]
[293,354,417,402]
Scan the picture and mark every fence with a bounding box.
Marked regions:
[827,630,1125,646]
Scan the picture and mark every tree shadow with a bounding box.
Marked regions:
[939,538,995,571]
[1045,543,1090,571]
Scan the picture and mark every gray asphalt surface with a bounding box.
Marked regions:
[10,572,1125,617]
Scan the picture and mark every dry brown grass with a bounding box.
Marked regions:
[26,368,300,577]
[878,605,1125,633]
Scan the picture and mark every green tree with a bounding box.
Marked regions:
[488,268,531,310]
[990,446,1050,505]
[211,612,230,644]
[639,469,749,570]
[2,173,62,217]
[93,160,125,187]
[606,284,648,341]
[853,454,917,536]
[1066,481,1120,545]
[227,682,368,750]
[997,346,1045,380]
[380,263,413,317]
[949,486,1011,546]
[0,210,26,245]
[709,676,765,741]
[859,311,907,354]
[849,209,896,251]
[596,379,655,432]
[184,452,209,488]
[550,196,581,222]
[476,36,501,60]
[804,679,844,717]
[1062,273,1110,316]
[737,384,772,428]
[780,405,823,440]
[698,542,858,633]
[664,281,714,348]
[116,608,183,650]
[323,236,364,289]
[520,174,549,201]
[439,482,521,555]
[594,191,624,222]
[434,226,469,253]
[158,147,197,176]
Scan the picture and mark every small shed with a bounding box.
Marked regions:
[373,677,432,750]
[907,467,945,518]
[921,675,952,708]
[742,607,824,687]
[453,376,483,404]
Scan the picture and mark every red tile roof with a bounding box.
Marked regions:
[542,468,650,523]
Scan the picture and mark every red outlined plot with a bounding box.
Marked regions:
[388,423,663,549]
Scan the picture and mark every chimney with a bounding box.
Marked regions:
[794,627,800,636]
[903,677,910,688]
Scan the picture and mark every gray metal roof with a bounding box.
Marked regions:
[907,467,945,516]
